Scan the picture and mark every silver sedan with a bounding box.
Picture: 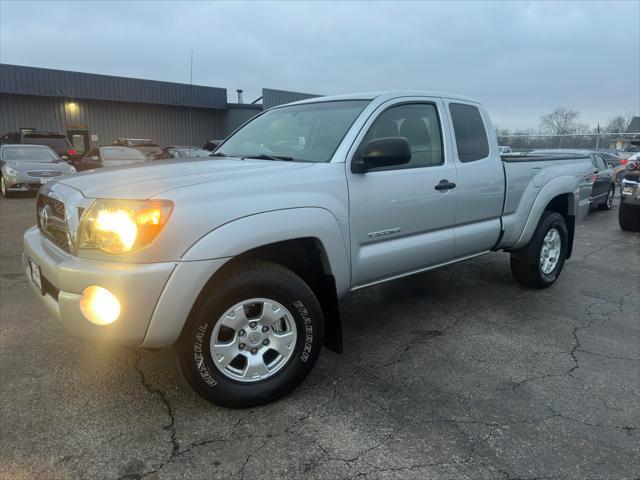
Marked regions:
[0,145,76,197]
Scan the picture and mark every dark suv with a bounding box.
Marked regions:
[0,129,78,163]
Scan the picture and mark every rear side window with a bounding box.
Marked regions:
[449,103,489,162]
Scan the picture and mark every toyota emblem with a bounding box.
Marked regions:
[39,204,52,230]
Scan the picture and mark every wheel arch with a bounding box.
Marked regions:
[143,208,349,351]
[511,177,579,256]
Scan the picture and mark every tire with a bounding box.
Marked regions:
[176,260,324,408]
[0,176,12,198]
[510,211,569,289]
[598,185,615,210]
[618,202,640,231]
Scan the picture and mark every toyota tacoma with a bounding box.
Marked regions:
[23,91,595,407]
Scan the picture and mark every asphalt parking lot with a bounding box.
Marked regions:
[0,194,638,480]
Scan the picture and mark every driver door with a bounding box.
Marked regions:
[347,100,458,288]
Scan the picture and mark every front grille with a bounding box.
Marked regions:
[28,170,63,178]
[37,194,71,253]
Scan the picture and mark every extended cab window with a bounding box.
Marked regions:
[449,103,489,162]
[360,103,443,171]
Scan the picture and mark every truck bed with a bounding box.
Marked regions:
[498,154,594,249]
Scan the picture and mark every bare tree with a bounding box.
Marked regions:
[539,108,582,135]
[604,114,634,133]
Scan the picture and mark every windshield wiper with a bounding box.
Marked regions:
[241,154,295,162]
[210,152,228,157]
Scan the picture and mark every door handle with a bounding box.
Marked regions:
[435,179,456,190]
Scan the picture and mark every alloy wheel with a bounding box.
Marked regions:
[540,227,561,275]
[210,298,297,382]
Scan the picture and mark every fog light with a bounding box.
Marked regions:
[79,286,120,325]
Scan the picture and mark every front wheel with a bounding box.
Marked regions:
[176,260,324,408]
[510,211,569,289]
[0,176,12,198]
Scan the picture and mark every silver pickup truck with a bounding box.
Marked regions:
[23,91,594,407]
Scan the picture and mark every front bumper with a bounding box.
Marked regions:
[23,226,177,345]
[4,173,54,191]
[23,226,230,347]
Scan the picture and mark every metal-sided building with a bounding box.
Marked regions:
[0,63,318,155]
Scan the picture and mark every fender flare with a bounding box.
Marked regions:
[181,207,350,292]
[511,176,578,250]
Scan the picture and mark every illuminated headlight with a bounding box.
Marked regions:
[78,199,173,254]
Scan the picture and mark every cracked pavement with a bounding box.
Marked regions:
[1,195,638,480]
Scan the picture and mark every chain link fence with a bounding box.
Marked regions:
[497,132,640,153]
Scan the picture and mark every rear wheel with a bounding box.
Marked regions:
[598,185,614,210]
[176,260,324,408]
[619,202,640,231]
[510,211,569,289]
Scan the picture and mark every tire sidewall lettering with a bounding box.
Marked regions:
[293,300,313,363]
[193,322,217,387]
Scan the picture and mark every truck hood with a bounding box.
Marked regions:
[57,158,314,199]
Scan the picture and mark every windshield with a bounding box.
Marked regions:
[215,100,369,163]
[101,147,148,162]
[3,146,60,162]
[23,135,70,149]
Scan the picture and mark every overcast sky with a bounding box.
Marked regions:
[1,0,638,130]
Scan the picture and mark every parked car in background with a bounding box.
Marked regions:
[78,146,149,170]
[0,145,76,197]
[203,139,224,151]
[598,151,628,187]
[619,158,640,231]
[24,91,595,407]
[499,146,512,154]
[0,128,78,163]
[597,149,633,163]
[530,149,616,211]
[156,146,212,160]
[113,138,162,160]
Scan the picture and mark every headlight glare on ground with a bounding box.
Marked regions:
[79,286,120,325]
[78,199,173,254]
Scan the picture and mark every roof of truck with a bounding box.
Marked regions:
[287,90,480,106]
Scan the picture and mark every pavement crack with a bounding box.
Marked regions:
[129,350,179,480]
[512,300,608,391]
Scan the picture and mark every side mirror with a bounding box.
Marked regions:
[352,137,411,174]
[61,155,69,161]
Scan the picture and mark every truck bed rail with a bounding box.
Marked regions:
[501,153,591,163]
